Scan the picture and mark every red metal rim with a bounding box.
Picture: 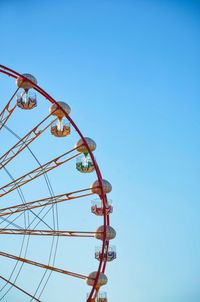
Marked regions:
[0,64,111,301]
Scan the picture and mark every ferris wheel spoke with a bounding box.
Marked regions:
[0,210,56,237]
[0,214,23,229]
[0,65,113,301]
[0,251,87,280]
[0,188,94,217]
[0,114,57,170]
[0,275,42,302]
[0,148,80,198]
[0,88,19,131]
[0,228,98,237]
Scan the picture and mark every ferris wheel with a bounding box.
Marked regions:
[0,65,116,302]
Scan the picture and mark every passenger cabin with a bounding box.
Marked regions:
[95,246,116,262]
[17,92,37,110]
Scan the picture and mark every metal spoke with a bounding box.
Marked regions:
[0,188,94,217]
[0,65,111,302]
[0,228,98,237]
[0,251,87,280]
[0,114,56,169]
[0,148,80,198]
[0,275,42,302]
[0,88,19,131]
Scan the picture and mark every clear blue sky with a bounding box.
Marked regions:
[0,0,200,301]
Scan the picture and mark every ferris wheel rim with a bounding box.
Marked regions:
[0,64,111,301]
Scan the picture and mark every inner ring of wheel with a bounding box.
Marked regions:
[0,102,59,300]
[0,64,110,301]
[0,149,58,301]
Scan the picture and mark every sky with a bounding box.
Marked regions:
[0,0,200,301]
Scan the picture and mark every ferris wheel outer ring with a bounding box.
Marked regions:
[0,64,112,301]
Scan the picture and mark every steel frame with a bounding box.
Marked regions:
[0,187,95,217]
[0,251,88,280]
[0,112,57,169]
[0,88,18,130]
[0,275,42,302]
[0,64,111,302]
[0,229,101,237]
[0,147,79,197]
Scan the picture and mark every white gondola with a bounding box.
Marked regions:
[51,119,70,137]
[95,246,116,262]
[91,198,113,216]
[76,154,95,173]
[16,91,37,110]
